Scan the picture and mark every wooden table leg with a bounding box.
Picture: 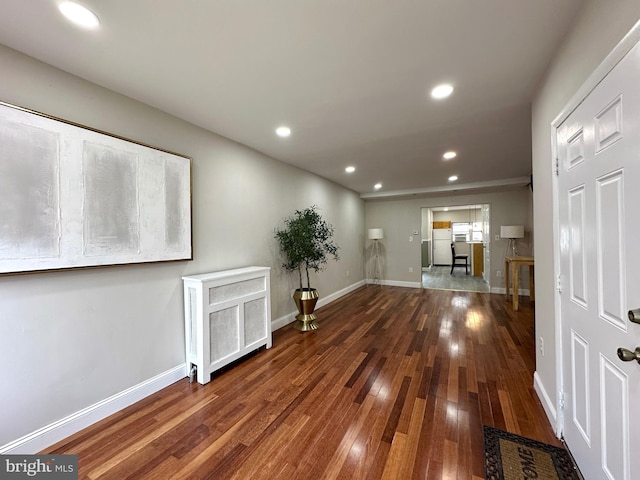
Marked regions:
[513,264,520,311]
[505,259,510,301]
[529,265,535,302]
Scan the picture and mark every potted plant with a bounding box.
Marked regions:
[275,206,339,331]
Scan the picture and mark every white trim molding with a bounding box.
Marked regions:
[0,364,186,454]
[360,176,530,199]
[375,279,422,289]
[490,287,530,296]
[534,371,559,436]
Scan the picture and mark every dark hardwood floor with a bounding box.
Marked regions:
[44,286,559,479]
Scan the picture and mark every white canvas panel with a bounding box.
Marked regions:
[83,142,140,256]
[0,102,191,273]
[0,120,60,259]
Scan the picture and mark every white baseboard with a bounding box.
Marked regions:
[0,364,186,454]
[318,280,366,307]
[490,287,530,296]
[382,279,422,289]
[270,280,366,331]
[533,371,557,428]
[365,279,422,289]
[271,311,297,331]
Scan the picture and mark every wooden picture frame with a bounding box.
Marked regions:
[0,101,192,274]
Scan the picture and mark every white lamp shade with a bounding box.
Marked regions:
[500,225,524,239]
[368,228,384,240]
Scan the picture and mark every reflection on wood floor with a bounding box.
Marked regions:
[423,266,490,293]
[44,286,554,479]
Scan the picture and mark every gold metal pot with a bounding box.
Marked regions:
[292,288,319,331]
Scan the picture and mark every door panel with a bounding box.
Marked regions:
[570,330,590,444]
[596,170,626,329]
[568,186,587,307]
[600,355,628,480]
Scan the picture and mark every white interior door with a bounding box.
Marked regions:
[557,39,640,479]
[482,204,490,282]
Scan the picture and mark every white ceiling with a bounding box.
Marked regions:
[0,0,584,198]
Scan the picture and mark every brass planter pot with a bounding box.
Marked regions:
[293,288,319,331]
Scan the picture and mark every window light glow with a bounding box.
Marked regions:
[431,84,454,99]
[59,2,100,29]
[275,126,291,137]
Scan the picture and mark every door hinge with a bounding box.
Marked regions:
[555,157,560,176]
[556,274,562,294]
[559,392,565,410]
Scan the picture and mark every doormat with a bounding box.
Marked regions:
[484,426,581,480]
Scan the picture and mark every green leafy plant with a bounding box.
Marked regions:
[275,206,340,290]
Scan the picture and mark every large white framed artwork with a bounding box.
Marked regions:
[0,101,192,274]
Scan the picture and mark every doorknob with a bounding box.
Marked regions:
[628,309,640,324]
[617,347,640,364]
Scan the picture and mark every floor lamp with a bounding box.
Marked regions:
[368,228,384,286]
[500,225,524,257]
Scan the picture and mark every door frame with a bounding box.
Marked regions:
[420,204,491,280]
[550,20,640,438]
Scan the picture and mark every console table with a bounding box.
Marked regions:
[504,256,534,311]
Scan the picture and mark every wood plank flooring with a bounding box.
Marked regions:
[44,286,559,479]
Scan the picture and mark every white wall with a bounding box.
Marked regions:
[0,45,364,450]
[364,188,532,288]
[531,1,640,419]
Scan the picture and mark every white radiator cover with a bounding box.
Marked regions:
[182,266,272,384]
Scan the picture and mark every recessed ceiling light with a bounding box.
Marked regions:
[275,126,291,137]
[443,151,457,160]
[448,175,458,182]
[374,183,382,190]
[431,84,454,99]
[345,166,355,173]
[59,2,100,29]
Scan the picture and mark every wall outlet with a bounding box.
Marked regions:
[409,267,413,273]
[496,270,501,277]
[346,270,350,277]
[539,337,545,356]
[409,236,413,242]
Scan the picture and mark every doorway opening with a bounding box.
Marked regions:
[421,204,491,292]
